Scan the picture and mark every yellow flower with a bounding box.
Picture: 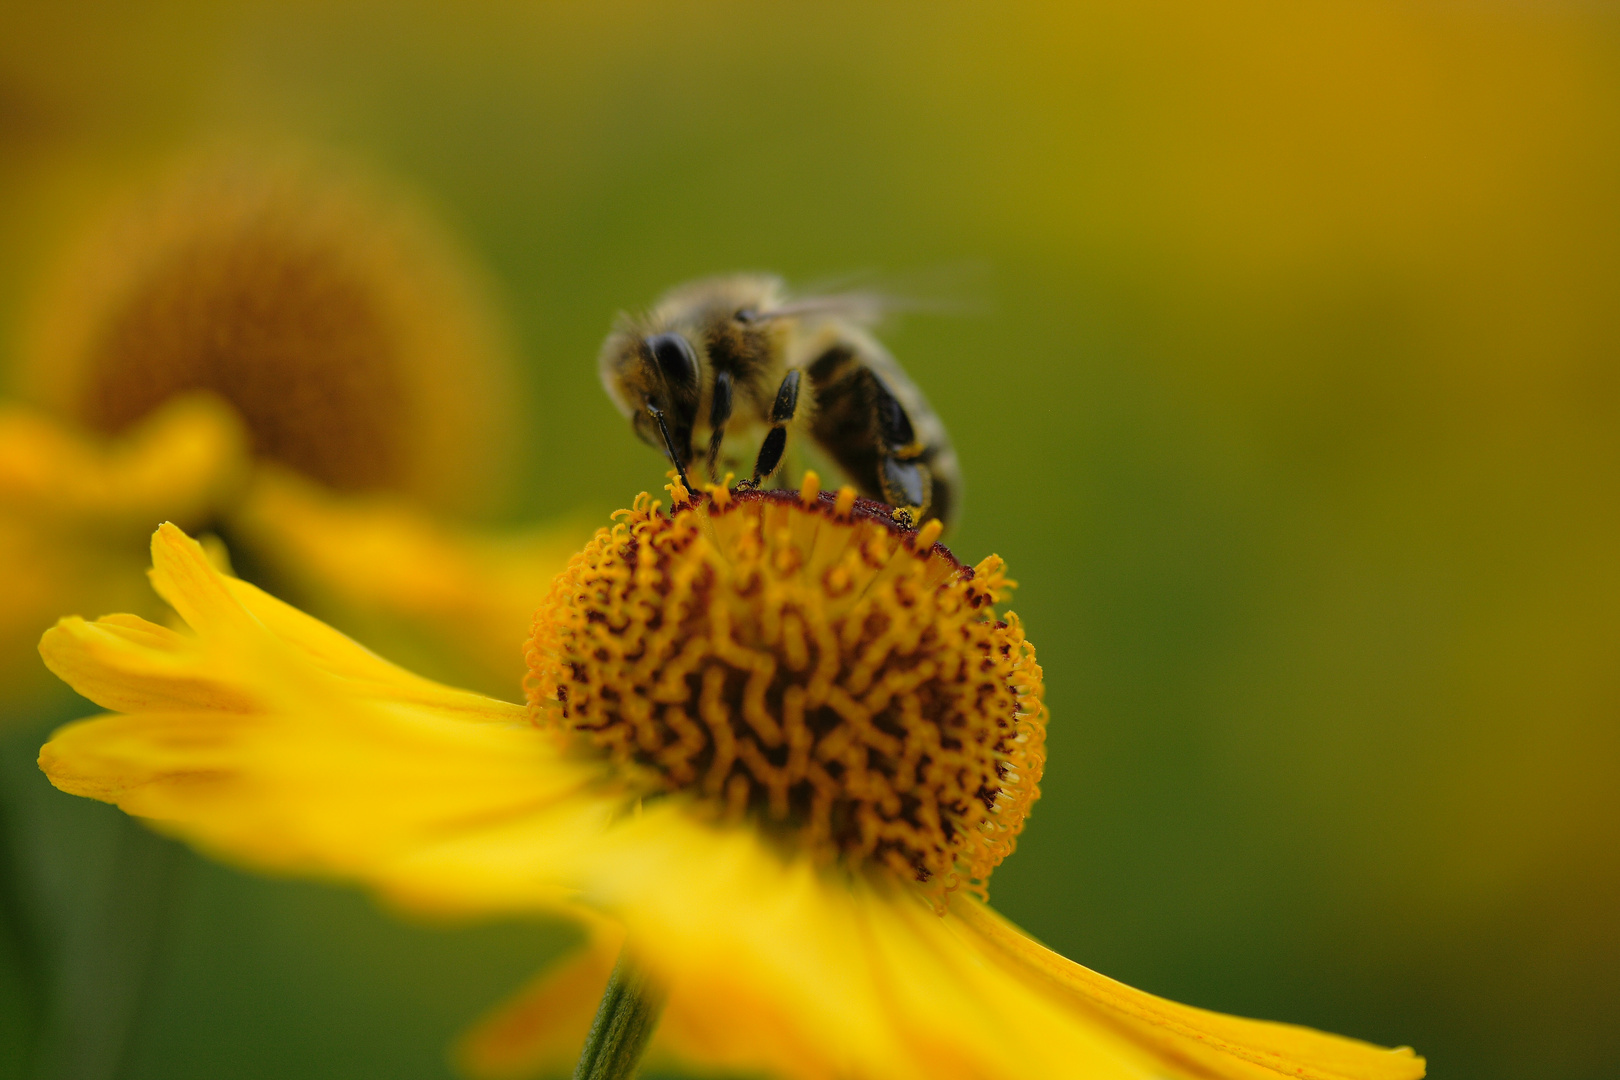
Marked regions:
[21,149,518,513]
[37,476,1424,1080]
[0,150,554,707]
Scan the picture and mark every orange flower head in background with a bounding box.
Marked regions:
[21,148,517,512]
[0,150,568,705]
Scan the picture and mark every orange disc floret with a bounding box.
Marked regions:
[525,476,1047,901]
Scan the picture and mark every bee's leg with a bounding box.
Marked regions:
[645,403,692,492]
[870,375,934,522]
[879,455,933,521]
[705,369,734,483]
[751,369,802,485]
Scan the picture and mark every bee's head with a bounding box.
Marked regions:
[599,274,785,471]
[600,322,703,463]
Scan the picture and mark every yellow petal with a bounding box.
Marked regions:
[39,524,606,908]
[555,800,1424,1080]
[37,612,257,715]
[953,900,1426,1080]
[565,805,1119,1079]
[155,524,506,716]
[227,466,585,696]
[0,396,248,704]
[459,924,833,1080]
[0,393,246,526]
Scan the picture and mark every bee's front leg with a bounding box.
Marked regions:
[645,402,692,492]
[751,369,802,485]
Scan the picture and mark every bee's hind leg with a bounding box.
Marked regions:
[879,453,933,525]
[751,369,801,486]
[870,375,934,523]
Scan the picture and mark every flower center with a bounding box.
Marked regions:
[79,220,410,491]
[526,475,1047,898]
[24,155,514,512]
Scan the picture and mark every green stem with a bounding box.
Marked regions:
[572,950,666,1080]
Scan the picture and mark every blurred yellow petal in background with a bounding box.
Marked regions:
[39,518,1424,1080]
[0,394,246,702]
[0,148,574,711]
[0,143,579,1076]
[228,468,583,699]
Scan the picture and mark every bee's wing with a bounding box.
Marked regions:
[751,291,894,327]
[759,264,991,327]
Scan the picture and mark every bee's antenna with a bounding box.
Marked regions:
[645,403,692,491]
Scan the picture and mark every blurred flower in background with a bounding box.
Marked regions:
[1,0,1617,1078]
[3,148,573,703]
[0,146,578,1074]
[0,395,247,704]
[22,152,516,513]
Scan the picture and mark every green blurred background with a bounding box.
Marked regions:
[2,1,1618,1077]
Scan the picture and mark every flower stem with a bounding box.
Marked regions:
[572,950,666,1080]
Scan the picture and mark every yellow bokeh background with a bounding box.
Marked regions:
[2,2,1616,1078]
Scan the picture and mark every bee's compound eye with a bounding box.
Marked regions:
[645,333,698,387]
[734,308,757,324]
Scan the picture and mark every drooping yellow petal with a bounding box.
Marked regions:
[953,900,1424,1080]
[455,921,722,1080]
[37,612,257,715]
[39,525,609,909]
[227,466,585,696]
[149,523,510,717]
[544,802,1112,1079]
[536,797,1425,1080]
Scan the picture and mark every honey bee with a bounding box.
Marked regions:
[598,274,959,527]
